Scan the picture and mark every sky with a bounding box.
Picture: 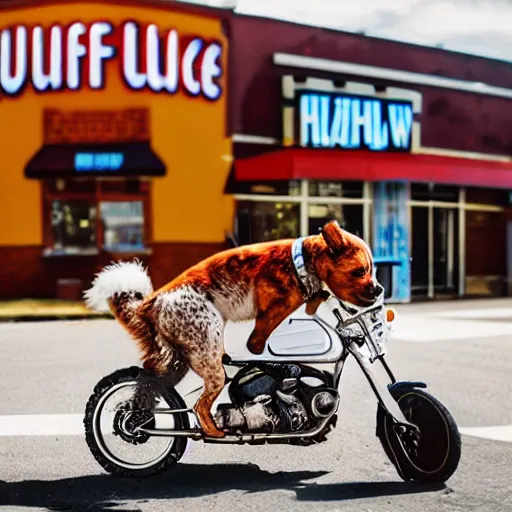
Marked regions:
[178,0,512,62]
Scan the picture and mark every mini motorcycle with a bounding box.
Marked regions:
[83,285,461,482]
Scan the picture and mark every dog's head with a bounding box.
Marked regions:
[313,220,382,307]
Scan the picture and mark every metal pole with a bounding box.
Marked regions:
[300,179,309,237]
[428,203,434,299]
[458,188,466,297]
[447,208,454,289]
[363,181,372,244]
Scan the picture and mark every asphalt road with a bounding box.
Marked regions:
[0,298,511,512]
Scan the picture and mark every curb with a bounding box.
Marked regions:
[0,313,113,323]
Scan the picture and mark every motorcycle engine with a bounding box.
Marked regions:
[214,363,339,438]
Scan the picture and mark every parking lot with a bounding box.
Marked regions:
[0,298,511,511]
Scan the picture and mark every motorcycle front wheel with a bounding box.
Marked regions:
[376,387,461,483]
[84,366,190,478]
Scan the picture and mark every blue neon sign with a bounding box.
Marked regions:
[299,91,413,152]
[74,152,125,172]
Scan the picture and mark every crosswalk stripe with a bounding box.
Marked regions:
[0,414,84,436]
[1,414,512,444]
[459,425,512,443]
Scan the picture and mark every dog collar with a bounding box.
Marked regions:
[291,237,322,300]
[292,237,309,281]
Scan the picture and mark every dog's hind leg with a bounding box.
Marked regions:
[152,288,227,438]
[181,304,226,437]
[187,350,226,438]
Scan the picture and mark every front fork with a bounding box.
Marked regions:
[346,342,421,433]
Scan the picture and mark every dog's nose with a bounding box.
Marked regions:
[365,282,383,299]
[373,283,384,297]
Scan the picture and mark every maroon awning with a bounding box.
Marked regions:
[25,142,166,179]
[234,148,512,188]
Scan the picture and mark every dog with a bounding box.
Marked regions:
[84,220,381,438]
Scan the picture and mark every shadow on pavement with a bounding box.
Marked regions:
[296,480,446,501]
[0,462,446,511]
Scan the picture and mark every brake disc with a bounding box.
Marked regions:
[113,408,155,445]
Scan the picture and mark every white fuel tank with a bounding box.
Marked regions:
[223,298,343,363]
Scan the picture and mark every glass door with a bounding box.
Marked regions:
[410,206,429,297]
[433,207,458,296]
[410,205,459,298]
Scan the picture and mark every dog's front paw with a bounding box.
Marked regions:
[247,340,265,355]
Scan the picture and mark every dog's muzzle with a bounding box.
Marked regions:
[358,283,384,304]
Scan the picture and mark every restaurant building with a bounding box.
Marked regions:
[226,14,512,302]
[2,3,512,304]
[0,0,232,300]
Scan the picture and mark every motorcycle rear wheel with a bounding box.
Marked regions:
[376,387,461,483]
[84,366,190,478]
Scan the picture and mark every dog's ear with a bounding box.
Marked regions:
[320,220,349,255]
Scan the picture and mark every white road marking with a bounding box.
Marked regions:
[0,414,84,436]
[436,308,512,319]
[390,315,512,342]
[459,425,512,443]
[1,414,512,445]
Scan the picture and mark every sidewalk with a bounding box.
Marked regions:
[0,299,112,322]
[1,296,511,322]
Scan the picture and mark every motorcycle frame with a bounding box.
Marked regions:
[136,309,419,443]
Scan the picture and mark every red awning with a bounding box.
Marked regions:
[234,148,512,188]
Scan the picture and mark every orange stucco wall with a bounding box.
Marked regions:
[0,1,233,246]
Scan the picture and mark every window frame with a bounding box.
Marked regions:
[233,179,372,244]
[41,178,153,256]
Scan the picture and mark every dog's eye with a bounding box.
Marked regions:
[351,267,366,278]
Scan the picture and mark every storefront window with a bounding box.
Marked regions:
[236,201,300,245]
[43,179,150,255]
[309,180,364,198]
[230,180,301,196]
[100,201,145,252]
[308,203,363,237]
[233,179,367,246]
[411,183,459,202]
[51,200,96,250]
[465,187,509,206]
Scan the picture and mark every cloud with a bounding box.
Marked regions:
[224,0,512,62]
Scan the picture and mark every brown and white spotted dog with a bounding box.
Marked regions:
[84,220,380,438]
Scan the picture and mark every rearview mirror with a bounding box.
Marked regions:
[374,260,401,300]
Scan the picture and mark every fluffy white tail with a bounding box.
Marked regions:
[83,260,154,313]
